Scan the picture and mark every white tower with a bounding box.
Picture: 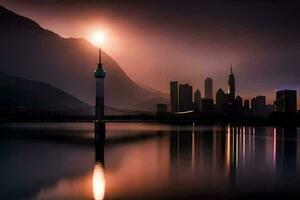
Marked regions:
[95,45,106,122]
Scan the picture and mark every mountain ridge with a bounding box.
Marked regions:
[0,71,90,113]
[0,5,164,110]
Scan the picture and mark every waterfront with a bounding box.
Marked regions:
[1,123,300,199]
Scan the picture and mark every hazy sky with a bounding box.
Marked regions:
[1,0,300,104]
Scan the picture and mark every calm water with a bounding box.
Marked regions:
[0,123,300,200]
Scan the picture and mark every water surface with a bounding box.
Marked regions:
[0,123,300,199]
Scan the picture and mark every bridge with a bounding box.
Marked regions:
[104,106,155,116]
[103,106,194,116]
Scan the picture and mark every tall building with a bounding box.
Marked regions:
[205,78,213,100]
[216,88,226,113]
[235,96,243,110]
[179,84,193,112]
[170,81,179,113]
[276,90,297,113]
[244,100,250,110]
[228,66,235,102]
[202,98,214,113]
[243,99,251,115]
[194,89,202,111]
[251,95,266,117]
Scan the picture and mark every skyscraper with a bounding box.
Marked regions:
[228,66,235,102]
[216,88,226,113]
[251,95,266,117]
[276,90,297,113]
[179,84,193,112]
[194,89,202,111]
[170,81,179,113]
[243,99,251,115]
[202,98,214,113]
[244,100,250,110]
[205,78,213,100]
[235,96,243,110]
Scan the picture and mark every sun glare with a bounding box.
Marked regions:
[91,32,106,48]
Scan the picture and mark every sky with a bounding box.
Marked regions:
[1,0,300,104]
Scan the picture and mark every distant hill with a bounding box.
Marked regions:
[0,71,90,114]
[0,5,164,110]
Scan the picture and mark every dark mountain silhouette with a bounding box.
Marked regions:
[0,5,163,109]
[0,71,90,113]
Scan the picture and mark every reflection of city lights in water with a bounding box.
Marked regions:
[93,162,105,200]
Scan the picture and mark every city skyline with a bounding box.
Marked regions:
[168,66,300,108]
[169,67,297,117]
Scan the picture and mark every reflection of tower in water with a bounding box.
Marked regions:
[93,122,106,200]
[95,122,105,162]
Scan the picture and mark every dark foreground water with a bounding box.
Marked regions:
[0,123,300,200]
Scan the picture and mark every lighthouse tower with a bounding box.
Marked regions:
[95,45,106,122]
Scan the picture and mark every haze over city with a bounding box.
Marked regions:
[2,0,300,105]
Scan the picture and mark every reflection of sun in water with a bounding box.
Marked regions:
[93,162,106,200]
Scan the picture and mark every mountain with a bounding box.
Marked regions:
[0,71,90,113]
[0,5,163,110]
